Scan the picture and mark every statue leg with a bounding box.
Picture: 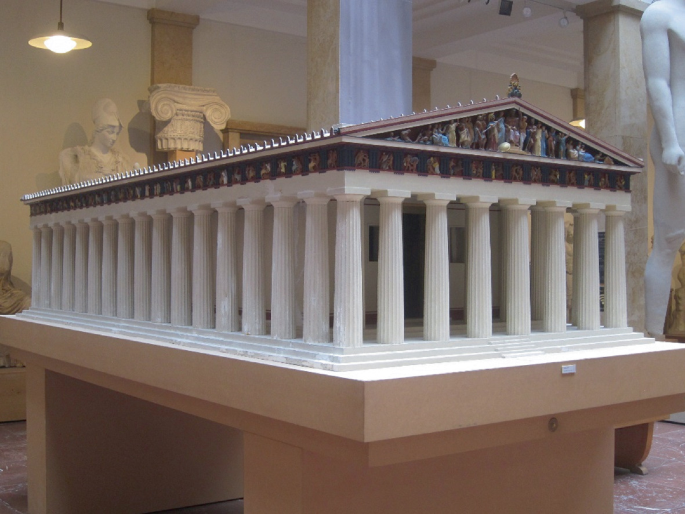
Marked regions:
[645,131,685,336]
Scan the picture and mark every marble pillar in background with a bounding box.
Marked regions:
[577,0,648,332]
[307,0,412,130]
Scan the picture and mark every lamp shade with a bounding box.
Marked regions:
[29,29,92,53]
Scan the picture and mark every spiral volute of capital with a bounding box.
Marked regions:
[204,101,231,129]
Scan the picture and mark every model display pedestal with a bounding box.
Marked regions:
[2,316,685,514]
[0,368,26,422]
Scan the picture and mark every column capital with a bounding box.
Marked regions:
[101,216,118,226]
[148,84,231,153]
[539,200,572,210]
[211,201,238,212]
[461,195,497,207]
[131,211,152,220]
[605,204,631,215]
[87,218,103,225]
[499,198,536,208]
[371,189,411,200]
[573,202,605,213]
[575,0,647,20]
[151,209,171,219]
[170,207,192,218]
[298,191,331,205]
[266,194,299,207]
[327,186,371,198]
[50,221,64,229]
[188,204,214,215]
[237,198,267,210]
[417,192,456,203]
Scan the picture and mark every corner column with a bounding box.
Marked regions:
[299,193,331,344]
[267,195,298,340]
[419,193,455,342]
[530,206,546,321]
[463,196,496,339]
[374,190,410,345]
[540,201,571,333]
[330,187,370,348]
[574,203,603,330]
[214,203,240,333]
[571,210,581,326]
[31,226,42,308]
[501,199,534,335]
[604,206,629,328]
[577,0,648,332]
[238,199,266,336]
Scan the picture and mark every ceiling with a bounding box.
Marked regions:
[95,0,588,88]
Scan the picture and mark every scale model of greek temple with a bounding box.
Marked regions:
[20,96,645,371]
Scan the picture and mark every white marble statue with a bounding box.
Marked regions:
[58,98,131,185]
[642,0,685,336]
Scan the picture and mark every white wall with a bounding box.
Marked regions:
[193,19,308,142]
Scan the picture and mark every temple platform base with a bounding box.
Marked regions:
[2,315,685,513]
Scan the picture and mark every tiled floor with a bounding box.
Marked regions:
[0,420,683,513]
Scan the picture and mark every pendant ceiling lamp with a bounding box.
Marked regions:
[28,0,92,54]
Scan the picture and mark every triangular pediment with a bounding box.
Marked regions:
[337,97,642,169]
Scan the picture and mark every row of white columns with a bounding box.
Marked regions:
[29,194,628,348]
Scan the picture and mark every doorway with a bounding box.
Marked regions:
[403,213,425,319]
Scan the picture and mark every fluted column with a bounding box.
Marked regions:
[571,210,580,326]
[74,221,89,313]
[530,206,546,321]
[267,195,298,340]
[374,191,409,344]
[238,199,266,336]
[604,206,629,328]
[419,194,454,342]
[50,223,64,310]
[151,211,172,324]
[87,219,103,315]
[541,201,571,333]
[215,203,240,332]
[575,203,602,330]
[299,193,331,344]
[61,222,76,311]
[330,187,369,348]
[501,200,534,335]
[191,205,215,329]
[171,209,193,326]
[133,213,152,321]
[116,215,135,319]
[39,226,52,309]
[463,196,496,338]
[499,209,510,323]
[31,227,41,308]
[101,217,118,317]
